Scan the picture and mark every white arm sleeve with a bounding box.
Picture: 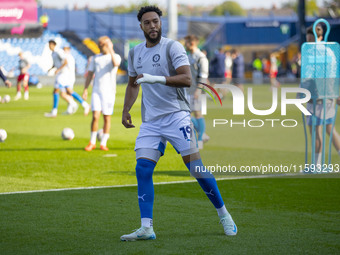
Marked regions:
[136,73,166,85]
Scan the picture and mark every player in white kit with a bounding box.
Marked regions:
[120,6,237,241]
[63,46,90,115]
[304,25,340,165]
[83,36,121,151]
[184,34,210,149]
[45,40,88,117]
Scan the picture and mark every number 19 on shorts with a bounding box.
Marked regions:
[179,125,193,141]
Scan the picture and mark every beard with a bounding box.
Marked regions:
[144,27,162,44]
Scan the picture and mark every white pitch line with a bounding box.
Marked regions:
[103,154,118,157]
[0,173,302,196]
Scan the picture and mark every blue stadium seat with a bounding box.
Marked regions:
[0,30,87,75]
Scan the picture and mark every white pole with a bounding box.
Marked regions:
[167,0,178,40]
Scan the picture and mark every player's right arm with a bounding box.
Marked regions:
[122,76,140,128]
[55,58,67,75]
[47,65,54,73]
[83,56,95,100]
[82,71,94,100]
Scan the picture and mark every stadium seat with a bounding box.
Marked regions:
[0,30,87,75]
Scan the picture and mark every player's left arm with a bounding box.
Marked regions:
[136,41,191,87]
[110,52,121,67]
[55,59,67,75]
[107,41,121,68]
[165,65,191,87]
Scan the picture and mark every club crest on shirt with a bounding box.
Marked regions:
[152,54,161,67]
[152,54,160,62]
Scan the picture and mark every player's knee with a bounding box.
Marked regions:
[103,115,111,123]
[92,112,100,121]
[185,159,213,179]
[136,158,156,180]
[326,125,334,135]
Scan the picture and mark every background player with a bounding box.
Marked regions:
[45,40,78,117]
[209,47,225,85]
[304,25,340,165]
[184,34,210,149]
[270,53,280,88]
[231,48,245,92]
[63,45,90,115]
[121,5,237,242]
[225,50,233,84]
[82,36,121,151]
[14,52,30,101]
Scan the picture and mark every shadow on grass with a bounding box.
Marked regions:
[104,170,190,177]
[0,147,132,152]
[0,147,83,152]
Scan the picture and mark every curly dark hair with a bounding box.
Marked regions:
[137,5,162,22]
[306,25,323,38]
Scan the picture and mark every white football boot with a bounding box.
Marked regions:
[220,213,237,236]
[24,91,29,100]
[44,108,57,118]
[14,92,22,101]
[120,226,156,241]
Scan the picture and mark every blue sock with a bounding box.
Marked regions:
[53,92,59,109]
[71,92,84,104]
[197,118,206,141]
[136,158,156,219]
[185,159,224,209]
[191,117,199,131]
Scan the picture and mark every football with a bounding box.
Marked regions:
[0,129,7,142]
[97,128,104,141]
[61,128,75,140]
[2,95,10,103]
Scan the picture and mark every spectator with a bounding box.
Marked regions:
[252,56,262,71]
[224,51,232,84]
[270,53,280,88]
[39,13,49,30]
[209,47,225,84]
[231,49,245,91]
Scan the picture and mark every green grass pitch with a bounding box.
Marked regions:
[0,84,339,254]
